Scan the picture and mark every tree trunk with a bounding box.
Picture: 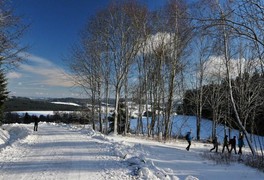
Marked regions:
[222,21,256,155]
[124,74,129,135]
[164,73,175,141]
[114,86,121,135]
[98,81,103,133]
[105,82,109,134]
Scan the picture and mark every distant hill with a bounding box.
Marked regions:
[3,97,84,112]
[3,96,117,112]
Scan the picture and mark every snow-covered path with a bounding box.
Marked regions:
[0,123,130,180]
[1,123,264,180]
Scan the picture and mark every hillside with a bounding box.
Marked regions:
[3,97,84,112]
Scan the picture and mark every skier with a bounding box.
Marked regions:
[222,135,230,153]
[185,131,192,151]
[210,136,218,153]
[229,136,237,154]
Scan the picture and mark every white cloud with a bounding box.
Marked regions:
[140,32,171,54]
[203,56,261,81]
[6,72,22,79]
[16,52,74,87]
[6,52,79,98]
[18,52,54,66]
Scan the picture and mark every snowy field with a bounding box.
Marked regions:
[130,115,264,149]
[1,122,264,180]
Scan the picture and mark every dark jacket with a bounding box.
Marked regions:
[212,137,218,145]
[238,138,244,148]
[229,137,236,146]
[223,135,229,145]
[186,132,192,141]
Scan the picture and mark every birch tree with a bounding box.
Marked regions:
[231,0,264,73]
[193,0,262,155]
[207,0,256,155]
[163,0,193,140]
[0,0,27,69]
[69,43,99,131]
[231,44,264,141]
[191,34,213,140]
[107,1,147,135]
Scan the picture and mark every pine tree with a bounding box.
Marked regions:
[108,102,128,134]
[0,69,8,125]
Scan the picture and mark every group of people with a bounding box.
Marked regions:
[185,130,245,155]
[210,133,245,154]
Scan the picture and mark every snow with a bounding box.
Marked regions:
[13,111,55,117]
[51,102,81,107]
[0,121,264,180]
[131,115,264,149]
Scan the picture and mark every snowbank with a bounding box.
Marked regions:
[0,124,31,149]
[0,126,9,148]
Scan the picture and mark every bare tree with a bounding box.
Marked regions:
[0,0,27,124]
[192,34,215,140]
[231,43,264,141]
[133,0,193,140]
[70,1,147,135]
[215,1,256,155]
[162,0,193,141]
[105,1,148,135]
[0,0,27,69]
[150,40,166,137]
[124,2,148,135]
[192,0,263,155]
[69,43,99,130]
[89,10,112,134]
[229,0,264,72]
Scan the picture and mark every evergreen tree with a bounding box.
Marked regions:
[23,112,33,124]
[108,102,128,134]
[0,69,8,125]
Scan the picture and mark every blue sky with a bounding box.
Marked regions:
[7,0,165,98]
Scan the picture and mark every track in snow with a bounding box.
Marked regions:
[0,123,131,180]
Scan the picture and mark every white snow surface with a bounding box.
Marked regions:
[14,111,55,117]
[0,123,264,180]
[51,102,81,107]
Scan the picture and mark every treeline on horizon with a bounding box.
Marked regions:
[3,111,91,125]
[3,101,130,135]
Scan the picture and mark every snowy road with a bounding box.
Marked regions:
[0,123,131,180]
[1,123,264,180]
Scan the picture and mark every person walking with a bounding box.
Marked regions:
[185,131,192,151]
[210,136,218,153]
[229,136,237,154]
[222,135,230,153]
[238,133,244,155]
[33,116,39,131]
